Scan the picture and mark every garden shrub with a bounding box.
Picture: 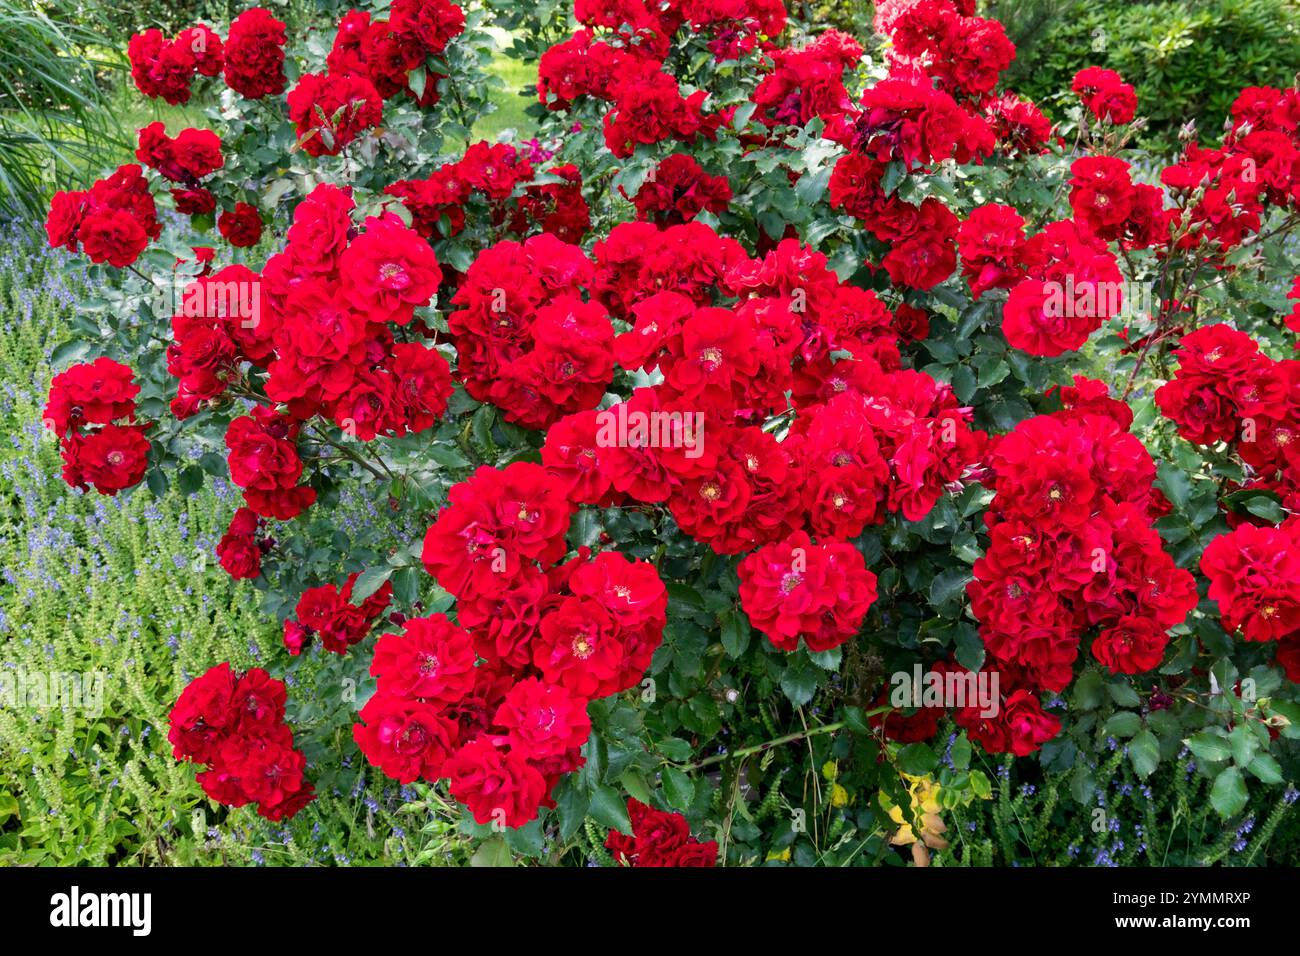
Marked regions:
[24,0,1300,867]
[0,229,475,865]
[1004,0,1300,155]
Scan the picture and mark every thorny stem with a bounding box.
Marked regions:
[306,422,393,483]
[675,706,891,772]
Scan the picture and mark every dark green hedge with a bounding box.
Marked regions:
[995,0,1300,154]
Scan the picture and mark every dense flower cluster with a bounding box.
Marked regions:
[326,0,466,107]
[446,234,613,428]
[386,141,590,244]
[883,0,1016,99]
[135,124,224,188]
[216,507,270,579]
[83,0,1300,860]
[738,532,878,652]
[1157,323,1300,671]
[967,386,1198,750]
[287,71,384,157]
[169,183,454,513]
[218,202,264,248]
[169,663,315,820]
[606,798,719,866]
[1156,324,1300,497]
[819,4,1024,294]
[282,572,393,654]
[347,462,669,826]
[603,71,720,159]
[997,218,1125,356]
[223,7,288,99]
[353,614,592,827]
[1071,67,1137,126]
[1202,522,1300,649]
[42,357,150,496]
[628,154,733,225]
[45,165,161,268]
[127,23,223,104]
[224,406,317,519]
[1161,85,1300,252]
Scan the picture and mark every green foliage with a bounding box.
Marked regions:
[941,752,1300,866]
[61,0,332,40]
[1005,0,1300,154]
[0,1,124,217]
[788,0,878,39]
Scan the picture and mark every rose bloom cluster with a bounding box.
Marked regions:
[42,357,150,496]
[1161,85,1300,252]
[168,663,314,820]
[540,0,802,157]
[168,183,453,528]
[282,572,394,655]
[45,164,161,268]
[882,0,1016,99]
[326,0,465,107]
[1071,67,1137,125]
[215,506,272,580]
[537,0,784,118]
[1156,323,1300,670]
[342,461,669,827]
[605,798,719,866]
[129,8,290,103]
[627,153,733,226]
[287,0,467,156]
[870,658,1064,758]
[127,22,223,105]
[965,382,1198,751]
[446,233,614,430]
[1202,521,1300,686]
[502,225,984,655]
[814,6,1025,294]
[387,140,590,244]
[135,123,224,217]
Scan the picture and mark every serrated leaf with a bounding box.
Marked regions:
[720,609,750,658]
[350,565,393,602]
[780,657,821,707]
[897,742,937,775]
[1184,731,1231,763]
[1128,729,1160,778]
[661,766,695,810]
[1104,712,1142,738]
[1209,766,1248,817]
[470,836,514,867]
[587,785,632,836]
[1247,753,1282,784]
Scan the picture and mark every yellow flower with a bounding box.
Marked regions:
[830,783,850,807]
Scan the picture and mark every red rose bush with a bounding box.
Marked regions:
[42,0,1300,864]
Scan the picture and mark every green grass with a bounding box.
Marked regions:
[473,47,539,143]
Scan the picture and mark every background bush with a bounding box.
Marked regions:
[997,0,1300,154]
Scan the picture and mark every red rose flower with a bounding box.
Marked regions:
[493,677,592,760]
[444,736,548,828]
[371,614,478,704]
[218,202,263,247]
[353,693,459,783]
[738,531,879,652]
[223,7,287,99]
